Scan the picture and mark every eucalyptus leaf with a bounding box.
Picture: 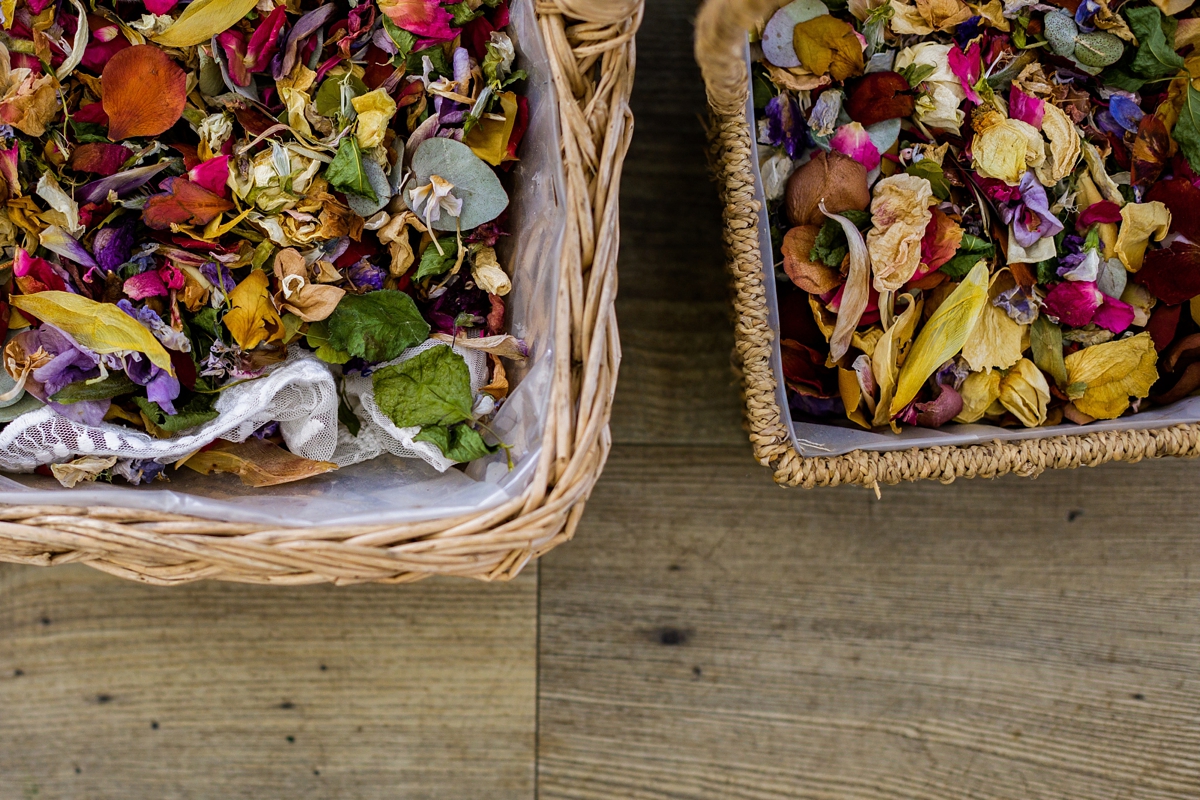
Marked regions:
[346,157,392,217]
[0,392,43,423]
[404,137,509,231]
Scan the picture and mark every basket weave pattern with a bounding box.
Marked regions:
[0,0,641,586]
[695,0,1200,490]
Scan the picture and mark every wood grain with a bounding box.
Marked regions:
[537,446,1200,799]
[0,565,536,800]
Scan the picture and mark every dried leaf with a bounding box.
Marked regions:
[891,260,989,415]
[101,46,187,140]
[782,225,842,294]
[10,291,173,372]
[1032,103,1080,187]
[51,456,118,488]
[272,247,345,322]
[1064,332,1158,419]
[142,178,235,230]
[154,0,260,48]
[183,439,337,487]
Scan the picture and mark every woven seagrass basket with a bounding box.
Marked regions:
[695,0,1200,490]
[0,0,639,586]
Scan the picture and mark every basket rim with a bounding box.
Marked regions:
[0,0,642,584]
[695,0,1200,489]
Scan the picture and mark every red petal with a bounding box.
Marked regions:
[67,143,133,176]
[101,45,187,140]
[1144,178,1200,244]
[1132,242,1200,305]
[845,72,916,127]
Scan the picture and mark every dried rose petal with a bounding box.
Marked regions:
[102,45,187,140]
[67,143,133,176]
[845,72,915,127]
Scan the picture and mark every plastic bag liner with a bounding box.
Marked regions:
[744,44,1200,460]
[0,0,565,527]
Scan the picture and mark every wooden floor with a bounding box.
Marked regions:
[2,1,1199,797]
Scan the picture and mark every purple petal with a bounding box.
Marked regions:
[78,162,174,204]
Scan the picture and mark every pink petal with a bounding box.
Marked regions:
[948,42,982,105]
[217,30,251,87]
[830,122,881,172]
[378,0,455,40]
[1092,295,1136,334]
[1009,85,1044,129]
[144,0,179,14]
[123,270,169,300]
[188,155,231,198]
[1043,280,1103,327]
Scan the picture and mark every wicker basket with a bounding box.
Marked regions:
[695,0,1200,491]
[0,0,640,586]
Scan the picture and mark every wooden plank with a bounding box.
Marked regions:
[609,0,744,447]
[538,445,1200,799]
[0,565,536,800]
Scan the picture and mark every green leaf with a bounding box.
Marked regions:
[382,16,417,60]
[416,237,459,280]
[69,119,111,145]
[1126,6,1184,80]
[445,1,484,25]
[407,44,451,79]
[51,373,137,404]
[1174,84,1200,175]
[414,423,497,462]
[1035,258,1058,285]
[938,233,994,279]
[809,209,870,268]
[905,159,951,200]
[305,319,352,364]
[315,72,368,118]
[134,394,219,433]
[338,389,361,436]
[1101,65,1145,93]
[326,137,377,202]
[898,62,935,88]
[1030,315,1068,389]
[372,346,473,429]
[326,290,431,363]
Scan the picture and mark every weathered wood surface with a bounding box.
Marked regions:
[536,0,1200,796]
[0,566,536,799]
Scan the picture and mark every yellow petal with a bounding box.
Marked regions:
[891,260,989,414]
[962,271,1025,372]
[1033,103,1081,187]
[10,291,173,373]
[464,91,518,167]
[954,369,1001,423]
[153,0,259,47]
[838,367,872,429]
[792,15,864,81]
[277,64,317,137]
[998,358,1050,427]
[1115,201,1172,273]
[972,110,1044,185]
[872,292,923,427]
[866,174,935,292]
[1064,332,1158,420]
[223,270,285,351]
[352,88,398,151]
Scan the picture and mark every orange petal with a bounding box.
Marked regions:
[101,45,186,140]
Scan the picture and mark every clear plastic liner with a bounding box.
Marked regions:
[0,0,565,526]
[745,46,1200,460]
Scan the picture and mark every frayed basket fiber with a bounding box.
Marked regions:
[0,0,640,586]
[694,0,1200,491]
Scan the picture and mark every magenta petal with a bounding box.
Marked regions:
[247,5,288,72]
[380,0,455,40]
[948,42,982,105]
[188,156,231,198]
[144,0,178,13]
[915,383,963,427]
[123,270,169,301]
[1043,281,1104,327]
[1009,85,1045,129]
[830,122,881,171]
[217,30,251,87]
[1092,295,1136,334]
[1077,201,1122,227]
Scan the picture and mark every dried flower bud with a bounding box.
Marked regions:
[785,151,870,227]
